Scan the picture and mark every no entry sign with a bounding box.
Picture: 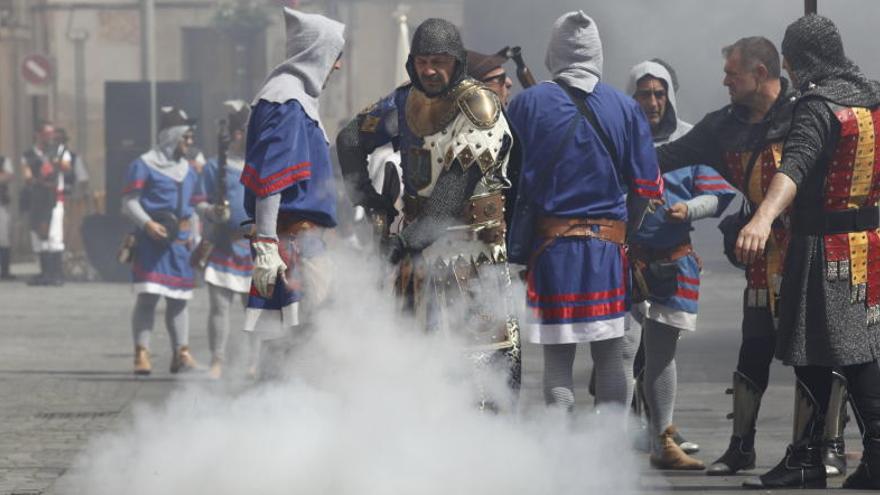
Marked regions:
[21,54,53,86]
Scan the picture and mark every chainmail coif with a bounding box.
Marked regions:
[405,18,467,97]
[782,14,880,107]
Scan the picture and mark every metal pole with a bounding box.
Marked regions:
[72,35,87,156]
[139,0,148,79]
[65,8,89,158]
[144,0,156,146]
[11,22,22,181]
[805,0,817,14]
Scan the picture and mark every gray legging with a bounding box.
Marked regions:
[621,325,641,408]
[543,337,628,411]
[132,293,189,352]
[642,319,681,451]
[207,283,248,359]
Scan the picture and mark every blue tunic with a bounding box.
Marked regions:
[123,157,202,298]
[242,99,337,227]
[241,99,336,315]
[630,166,736,317]
[201,158,252,290]
[507,81,663,335]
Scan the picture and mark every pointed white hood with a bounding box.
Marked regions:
[545,11,603,94]
[627,60,692,144]
[139,125,190,182]
[252,8,346,141]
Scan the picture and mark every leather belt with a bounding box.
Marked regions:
[403,191,507,245]
[535,216,626,245]
[464,192,505,224]
[529,216,626,267]
[629,239,693,263]
[792,206,880,235]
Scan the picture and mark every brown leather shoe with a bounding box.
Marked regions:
[170,346,202,374]
[649,426,706,470]
[208,355,222,380]
[134,346,152,375]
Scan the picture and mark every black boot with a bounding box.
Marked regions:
[743,377,827,489]
[843,420,880,488]
[823,370,848,476]
[27,252,49,286]
[708,371,761,475]
[743,442,827,489]
[48,251,64,286]
[0,247,14,280]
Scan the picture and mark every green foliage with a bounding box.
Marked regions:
[213,0,271,30]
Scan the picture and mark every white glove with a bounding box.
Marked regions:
[251,239,287,298]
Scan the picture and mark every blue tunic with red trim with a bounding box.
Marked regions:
[201,158,253,292]
[241,99,337,315]
[123,157,202,299]
[507,81,663,342]
[630,165,736,318]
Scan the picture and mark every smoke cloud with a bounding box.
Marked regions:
[464,0,880,123]
[71,245,637,495]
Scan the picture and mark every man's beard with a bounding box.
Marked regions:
[420,76,449,97]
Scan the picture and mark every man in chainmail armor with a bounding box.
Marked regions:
[650,37,855,478]
[336,18,521,396]
[738,15,880,490]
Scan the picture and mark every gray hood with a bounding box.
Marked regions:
[627,60,692,145]
[252,7,345,141]
[545,11,603,94]
[139,125,190,182]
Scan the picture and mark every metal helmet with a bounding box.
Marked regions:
[405,18,467,96]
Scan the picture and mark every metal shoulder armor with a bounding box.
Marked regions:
[456,84,501,130]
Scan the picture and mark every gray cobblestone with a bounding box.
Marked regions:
[0,267,876,494]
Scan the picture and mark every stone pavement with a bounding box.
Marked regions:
[0,263,875,494]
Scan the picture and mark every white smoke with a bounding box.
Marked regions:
[71,246,637,495]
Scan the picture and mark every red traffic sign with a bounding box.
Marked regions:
[21,54,53,86]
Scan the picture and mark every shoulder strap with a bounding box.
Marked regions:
[556,79,620,168]
[741,121,774,207]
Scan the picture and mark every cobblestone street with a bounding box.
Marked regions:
[0,264,874,494]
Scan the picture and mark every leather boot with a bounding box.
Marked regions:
[823,370,848,477]
[134,346,152,375]
[0,247,14,280]
[208,355,222,380]
[743,377,827,489]
[649,425,705,470]
[843,419,880,488]
[49,251,64,286]
[27,253,49,286]
[170,346,202,374]
[708,371,762,475]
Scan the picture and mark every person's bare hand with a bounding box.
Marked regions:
[649,197,666,211]
[735,216,771,265]
[144,220,168,241]
[665,202,689,223]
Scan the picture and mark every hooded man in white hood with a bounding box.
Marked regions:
[625,59,738,470]
[627,60,692,145]
[240,8,345,369]
[122,106,203,375]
